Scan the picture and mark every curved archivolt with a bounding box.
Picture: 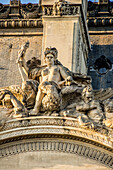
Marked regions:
[0,138,113,169]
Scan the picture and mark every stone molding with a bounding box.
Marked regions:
[0,32,43,36]
[0,139,113,169]
[87,1,113,28]
[87,17,113,27]
[0,19,43,28]
[0,117,113,150]
[0,2,41,19]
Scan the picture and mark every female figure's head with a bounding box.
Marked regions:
[44,47,58,66]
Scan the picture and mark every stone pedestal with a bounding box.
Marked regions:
[42,0,90,74]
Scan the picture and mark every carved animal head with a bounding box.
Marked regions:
[41,84,60,112]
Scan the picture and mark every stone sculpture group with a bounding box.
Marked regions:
[0,42,113,131]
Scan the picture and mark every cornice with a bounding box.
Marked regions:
[87,17,113,27]
[0,19,43,28]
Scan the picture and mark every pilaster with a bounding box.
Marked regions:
[42,0,90,74]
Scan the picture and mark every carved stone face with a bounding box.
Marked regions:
[82,86,93,102]
[45,54,55,66]
[85,91,93,102]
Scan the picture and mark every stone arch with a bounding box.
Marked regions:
[0,117,113,169]
[0,138,113,169]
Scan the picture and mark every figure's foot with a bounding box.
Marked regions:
[29,109,41,116]
[50,112,59,116]
[13,113,23,118]
[13,111,28,118]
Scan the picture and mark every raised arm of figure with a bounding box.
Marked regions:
[17,41,29,81]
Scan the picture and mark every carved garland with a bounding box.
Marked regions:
[0,140,113,169]
[43,5,80,16]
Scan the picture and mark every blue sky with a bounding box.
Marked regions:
[0,0,98,4]
[0,0,39,4]
[0,0,113,4]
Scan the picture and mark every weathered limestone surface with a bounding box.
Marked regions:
[0,151,110,170]
[0,29,42,87]
[0,116,113,169]
[42,16,79,71]
[0,1,113,170]
[42,16,88,74]
[42,0,90,74]
[90,35,113,45]
[87,1,113,90]
[42,0,88,16]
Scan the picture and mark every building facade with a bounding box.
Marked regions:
[0,1,113,170]
[87,0,113,89]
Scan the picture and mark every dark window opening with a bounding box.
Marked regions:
[93,55,112,75]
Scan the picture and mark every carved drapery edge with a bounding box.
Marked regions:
[0,139,113,169]
[0,117,113,150]
[0,19,43,28]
